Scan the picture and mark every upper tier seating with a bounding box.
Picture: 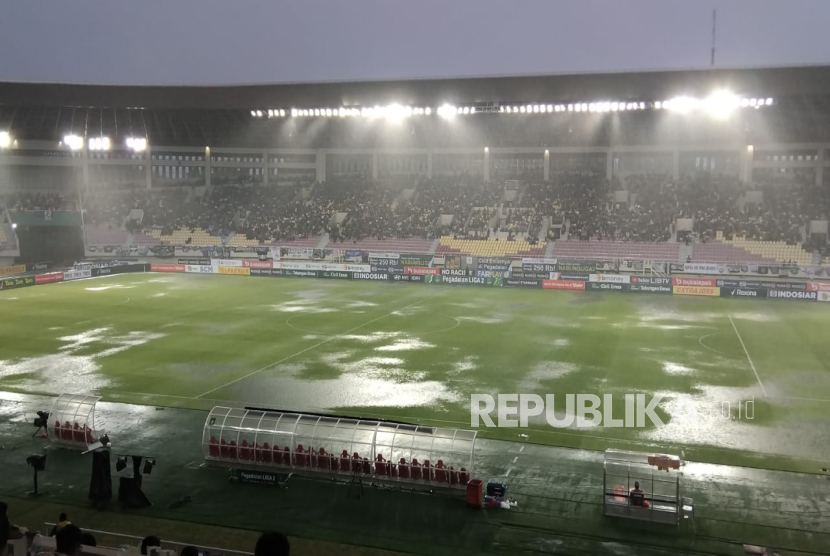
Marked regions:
[552,239,679,260]
[436,237,545,257]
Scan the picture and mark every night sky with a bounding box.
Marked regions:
[2,0,829,85]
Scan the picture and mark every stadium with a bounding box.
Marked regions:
[1,63,830,555]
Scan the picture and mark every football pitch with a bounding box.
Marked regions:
[1,272,829,472]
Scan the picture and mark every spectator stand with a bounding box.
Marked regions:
[602,449,693,528]
[203,407,476,491]
[47,394,103,450]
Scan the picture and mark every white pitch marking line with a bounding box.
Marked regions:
[505,468,512,477]
[196,292,443,398]
[512,456,518,463]
[519,445,524,453]
[728,314,768,397]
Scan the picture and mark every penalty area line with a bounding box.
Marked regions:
[195,291,443,399]
[728,314,768,397]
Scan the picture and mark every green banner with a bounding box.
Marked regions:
[229,469,288,487]
[0,275,36,290]
[426,275,502,287]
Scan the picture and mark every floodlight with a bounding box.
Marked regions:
[0,131,10,148]
[547,104,553,112]
[765,98,773,106]
[749,98,757,106]
[11,223,17,230]
[703,90,740,120]
[279,109,286,117]
[250,110,256,117]
[532,105,539,113]
[64,134,83,150]
[665,96,698,114]
[425,106,432,115]
[520,106,526,113]
[256,111,263,117]
[438,104,456,119]
[567,104,573,112]
[653,101,661,110]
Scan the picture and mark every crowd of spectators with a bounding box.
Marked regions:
[2,191,72,211]
[0,505,291,556]
[6,169,829,253]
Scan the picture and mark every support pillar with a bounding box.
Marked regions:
[606,150,613,181]
[543,149,550,181]
[316,150,327,182]
[262,150,269,185]
[205,147,212,187]
[145,146,152,189]
[483,147,490,182]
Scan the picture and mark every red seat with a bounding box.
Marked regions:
[422,460,432,481]
[85,427,95,444]
[257,442,272,463]
[295,445,308,467]
[435,460,447,483]
[375,454,388,476]
[362,458,371,474]
[209,436,220,457]
[398,458,410,479]
[282,446,291,465]
[411,458,422,480]
[220,438,229,458]
[239,439,253,461]
[228,440,238,460]
[340,450,352,472]
[317,448,330,470]
[63,421,72,441]
[330,454,339,471]
[459,467,469,484]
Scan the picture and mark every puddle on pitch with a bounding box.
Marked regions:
[375,339,435,352]
[85,285,137,292]
[520,361,578,390]
[242,356,459,410]
[0,327,165,393]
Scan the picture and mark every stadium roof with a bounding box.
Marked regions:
[2,65,830,110]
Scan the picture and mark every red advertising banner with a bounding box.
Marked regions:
[34,271,65,285]
[672,277,716,287]
[404,266,440,275]
[150,264,185,273]
[242,260,273,269]
[807,281,830,292]
[542,279,586,290]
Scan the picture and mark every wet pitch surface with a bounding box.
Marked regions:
[1,392,828,555]
[1,273,829,473]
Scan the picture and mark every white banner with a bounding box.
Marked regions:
[523,258,557,265]
[186,265,215,274]
[683,263,724,274]
[64,269,92,281]
[214,259,244,268]
[278,261,371,272]
[589,273,631,284]
[818,291,830,303]
[368,252,400,261]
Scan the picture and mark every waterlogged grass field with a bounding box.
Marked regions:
[1,272,829,471]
